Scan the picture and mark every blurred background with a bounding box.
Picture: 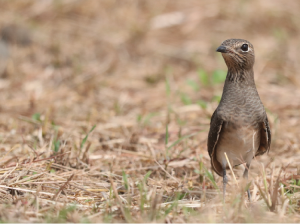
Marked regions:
[0,0,299,162]
[0,0,300,222]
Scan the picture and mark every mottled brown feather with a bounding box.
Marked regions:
[256,117,271,156]
[207,110,224,176]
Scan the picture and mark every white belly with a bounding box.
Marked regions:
[216,124,260,168]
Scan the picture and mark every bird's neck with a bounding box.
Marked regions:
[225,68,255,85]
[219,67,263,118]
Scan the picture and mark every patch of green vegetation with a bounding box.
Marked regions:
[53,139,60,153]
[113,100,122,115]
[122,171,129,191]
[212,95,222,103]
[137,171,152,215]
[197,100,207,109]
[272,27,288,41]
[144,73,164,85]
[32,113,41,122]
[45,205,77,223]
[198,68,227,86]
[163,192,185,216]
[212,69,227,84]
[177,68,226,107]
[167,132,197,150]
[186,79,200,91]
[204,168,219,191]
[52,124,60,153]
[137,112,159,126]
[198,69,209,86]
[180,92,193,105]
[80,125,96,150]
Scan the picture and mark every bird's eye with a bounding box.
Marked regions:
[241,44,248,52]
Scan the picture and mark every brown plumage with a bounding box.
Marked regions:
[207,39,271,200]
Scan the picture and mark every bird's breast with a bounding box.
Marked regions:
[216,122,261,168]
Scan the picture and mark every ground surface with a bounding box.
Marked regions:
[0,0,299,222]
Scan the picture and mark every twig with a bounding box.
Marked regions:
[0,144,20,162]
[255,181,271,209]
[69,183,101,196]
[52,173,74,201]
[4,152,71,168]
[270,167,282,212]
[109,177,131,222]
[155,160,180,183]
[224,152,238,186]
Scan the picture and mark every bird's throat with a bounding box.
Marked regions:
[226,68,255,84]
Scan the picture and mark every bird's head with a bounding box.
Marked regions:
[216,39,255,72]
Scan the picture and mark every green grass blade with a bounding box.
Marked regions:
[80,125,96,150]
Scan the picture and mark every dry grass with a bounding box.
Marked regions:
[0,0,299,222]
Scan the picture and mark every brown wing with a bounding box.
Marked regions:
[256,115,271,156]
[207,110,224,176]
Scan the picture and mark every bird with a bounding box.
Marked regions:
[207,39,271,201]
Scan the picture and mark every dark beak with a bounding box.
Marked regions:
[216,45,227,53]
